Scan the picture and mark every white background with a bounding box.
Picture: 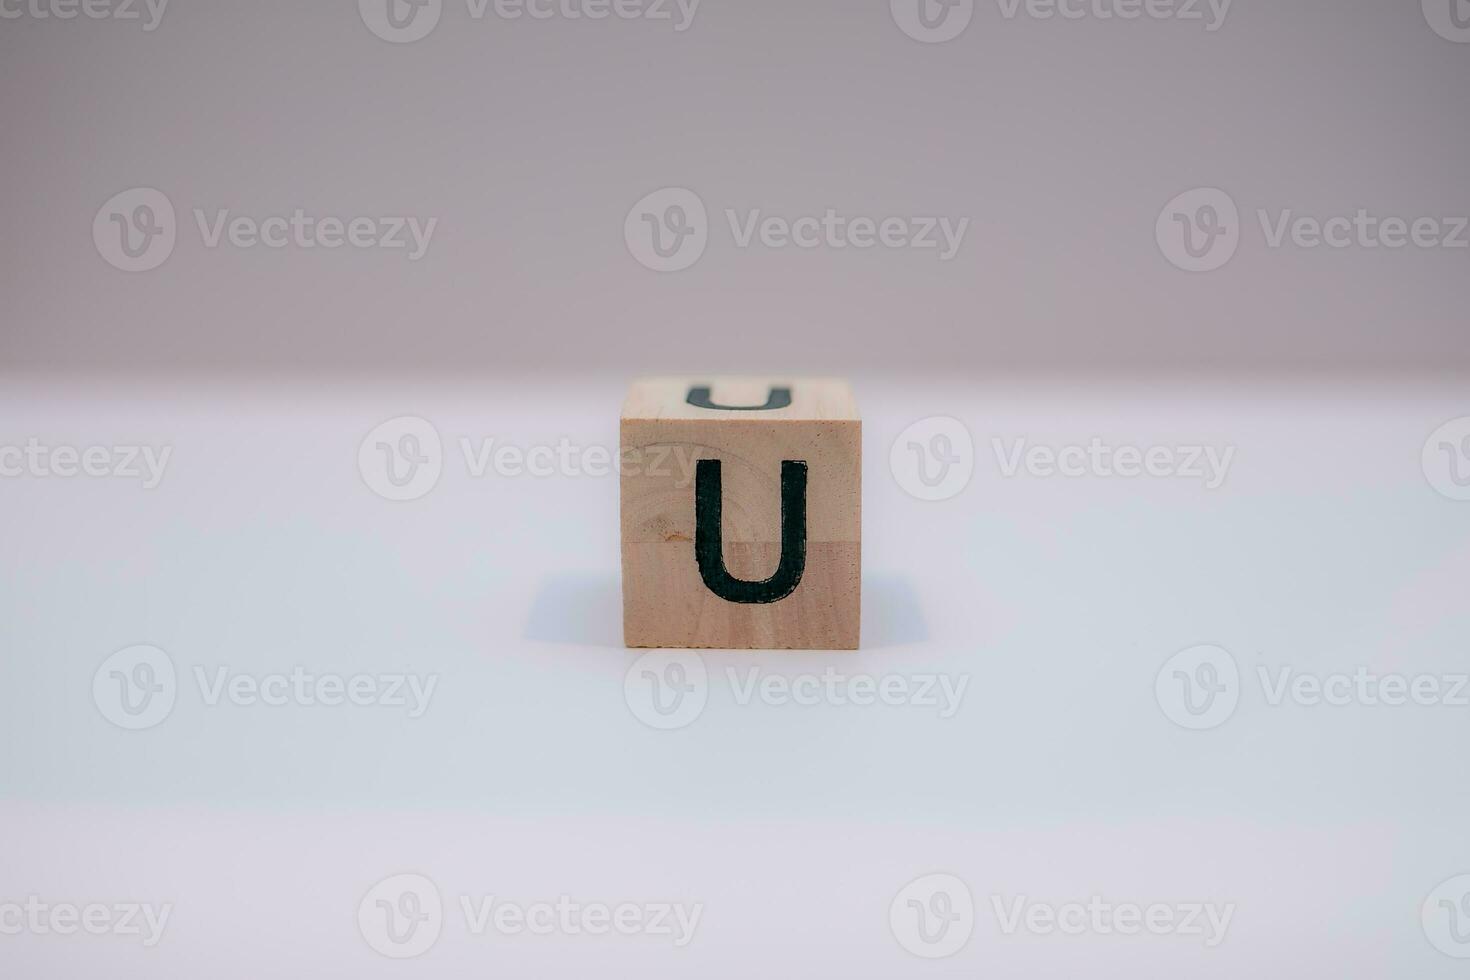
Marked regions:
[1,377,1467,976]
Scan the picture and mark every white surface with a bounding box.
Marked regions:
[1,376,1468,977]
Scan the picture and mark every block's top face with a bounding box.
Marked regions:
[622,377,858,422]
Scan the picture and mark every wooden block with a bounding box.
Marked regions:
[620,377,861,650]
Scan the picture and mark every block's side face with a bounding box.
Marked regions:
[621,416,861,650]
[622,378,858,423]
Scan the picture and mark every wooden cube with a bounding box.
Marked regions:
[620,377,861,649]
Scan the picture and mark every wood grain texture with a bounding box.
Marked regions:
[620,377,861,650]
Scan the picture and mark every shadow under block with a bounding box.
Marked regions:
[620,378,861,650]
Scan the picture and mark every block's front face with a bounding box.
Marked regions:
[621,378,861,650]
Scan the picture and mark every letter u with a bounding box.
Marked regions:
[694,459,807,603]
[686,385,792,411]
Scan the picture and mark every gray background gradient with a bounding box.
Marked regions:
[1,0,1466,377]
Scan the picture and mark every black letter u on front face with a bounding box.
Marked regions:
[694,459,807,604]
